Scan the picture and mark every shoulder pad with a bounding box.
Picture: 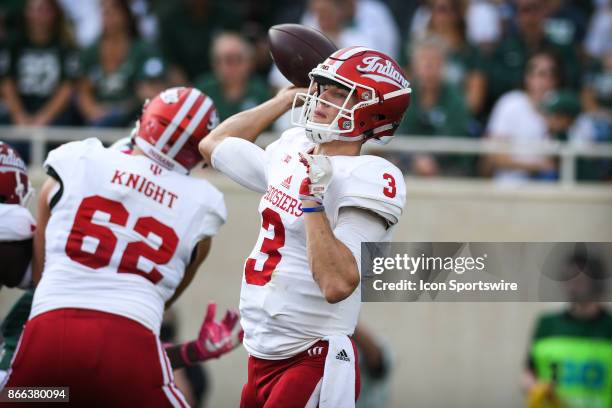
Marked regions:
[0,204,35,241]
[265,127,313,157]
[44,138,103,179]
[331,155,405,225]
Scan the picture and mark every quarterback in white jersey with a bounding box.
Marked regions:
[3,88,241,407]
[200,47,411,407]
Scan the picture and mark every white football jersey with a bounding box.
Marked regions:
[31,139,226,334]
[238,128,405,359]
[0,204,35,242]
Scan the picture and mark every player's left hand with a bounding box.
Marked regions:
[191,303,243,361]
[298,153,332,205]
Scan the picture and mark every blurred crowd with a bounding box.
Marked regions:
[0,0,610,182]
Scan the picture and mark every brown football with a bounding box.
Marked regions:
[268,24,338,87]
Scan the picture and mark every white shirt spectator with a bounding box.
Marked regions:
[302,0,399,59]
[487,90,551,182]
[584,5,612,58]
[58,0,101,47]
[466,0,501,45]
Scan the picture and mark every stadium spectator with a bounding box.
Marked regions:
[523,252,612,408]
[77,0,167,127]
[406,0,486,116]
[302,0,400,59]
[194,32,269,121]
[157,0,240,85]
[583,0,611,60]
[58,0,101,48]
[160,310,209,408]
[399,37,474,177]
[483,0,580,105]
[483,50,562,183]
[465,0,502,48]
[543,0,589,47]
[354,323,394,408]
[0,0,78,126]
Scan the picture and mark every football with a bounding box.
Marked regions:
[268,24,338,87]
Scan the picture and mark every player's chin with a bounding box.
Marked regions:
[311,115,332,125]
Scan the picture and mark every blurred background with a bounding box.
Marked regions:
[0,0,611,407]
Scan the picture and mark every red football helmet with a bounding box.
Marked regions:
[132,87,219,173]
[291,47,411,144]
[0,141,33,206]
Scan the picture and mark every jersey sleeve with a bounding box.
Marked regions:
[0,204,35,241]
[44,138,102,183]
[211,137,268,193]
[197,187,227,239]
[334,157,406,226]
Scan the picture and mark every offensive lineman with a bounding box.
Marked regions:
[2,87,241,406]
[0,141,36,385]
[199,47,411,407]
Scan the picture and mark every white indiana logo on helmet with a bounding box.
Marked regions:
[0,142,33,206]
[291,47,411,145]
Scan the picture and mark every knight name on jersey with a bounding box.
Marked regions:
[111,169,178,209]
[262,185,303,217]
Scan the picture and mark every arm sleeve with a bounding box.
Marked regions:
[211,137,268,193]
[333,207,388,276]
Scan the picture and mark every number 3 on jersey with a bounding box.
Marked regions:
[245,208,285,286]
[65,195,178,284]
[383,173,396,198]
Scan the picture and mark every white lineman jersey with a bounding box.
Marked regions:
[31,138,226,334]
[214,128,406,359]
[0,204,35,242]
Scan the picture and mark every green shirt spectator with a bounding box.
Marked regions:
[399,81,470,138]
[80,39,164,104]
[0,0,78,126]
[194,32,270,121]
[482,0,581,105]
[157,1,240,84]
[195,73,269,121]
[527,309,612,408]
[77,0,167,127]
[7,35,79,114]
[399,81,474,176]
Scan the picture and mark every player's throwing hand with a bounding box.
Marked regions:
[298,153,333,207]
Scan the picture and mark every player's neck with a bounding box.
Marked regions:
[313,140,362,157]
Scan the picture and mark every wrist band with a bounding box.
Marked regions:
[180,341,194,365]
[302,205,325,213]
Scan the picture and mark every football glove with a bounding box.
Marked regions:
[185,302,243,362]
[298,152,333,205]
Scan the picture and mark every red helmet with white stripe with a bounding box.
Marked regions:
[133,87,218,173]
[291,47,411,144]
[0,141,33,206]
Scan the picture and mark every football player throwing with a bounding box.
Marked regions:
[199,47,410,407]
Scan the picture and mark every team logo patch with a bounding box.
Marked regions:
[308,346,324,357]
[356,56,409,89]
[283,154,292,164]
[335,349,350,362]
[160,88,181,104]
[281,175,292,189]
[150,163,163,175]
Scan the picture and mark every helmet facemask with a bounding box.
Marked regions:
[291,69,378,144]
[15,172,33,207]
